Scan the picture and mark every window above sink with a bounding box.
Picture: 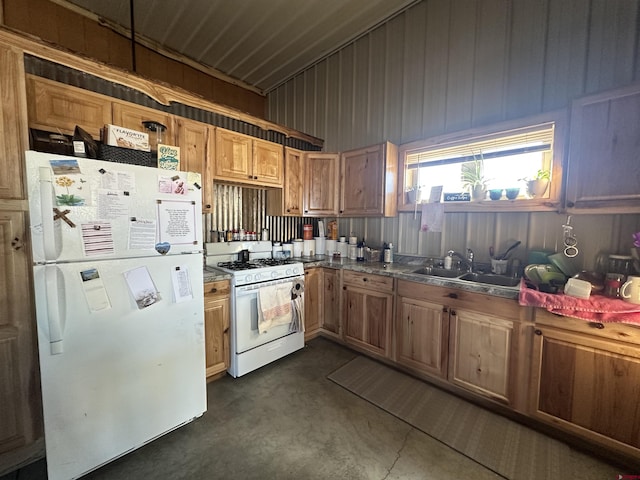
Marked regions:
[398,110,567,213]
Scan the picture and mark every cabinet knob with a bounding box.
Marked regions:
[363,278,368,282]
[447,292,458,299]
[343,286,346,290]
[11,236,23,250]
[534,329,542,336]
[248,175,252,179]
[286,209,290,213]
[567,201,575,208]
[254,176,258,179]
[442,307,448,313]
[450,310,456,316]
[589,322,605,330]
[205,204,211,209]
[209,288,217,293]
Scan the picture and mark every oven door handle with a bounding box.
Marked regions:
[234,276,304,295]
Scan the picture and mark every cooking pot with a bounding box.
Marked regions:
[238,249,250,263]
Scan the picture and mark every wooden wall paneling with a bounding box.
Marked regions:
[444,0,477,133]
[163,56,186,91]
[471,0,509,127]
[542,0,589,111]
[585,0,639,94]
[339,44,355,150]
[505,0,548,119]
[368,27,387,145]
[353,35,370,149]
[55,5,85,55]
[382,14,405,147]
[28,0,58,45]
[137,45,168,84]
[81,16,111,63]
[421,0,450,139]
[400,1,427,144]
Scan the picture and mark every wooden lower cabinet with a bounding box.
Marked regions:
[321,268,340,336]
[395,295,449,378]
[448,309,514,404]
[203,280,230,380]
[304,268,321,339]
[530,312,640,458]
[394,280,523,407]
[342,271,393,357]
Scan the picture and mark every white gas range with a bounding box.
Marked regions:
[205,241,305,377]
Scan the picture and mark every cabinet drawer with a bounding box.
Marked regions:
[204,280,230,300]
[343,270,393,292]
[535,309,640,346]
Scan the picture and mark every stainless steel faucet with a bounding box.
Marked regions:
[448,248,474,272]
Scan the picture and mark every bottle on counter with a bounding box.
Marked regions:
[356,238,365,262]
[384,243,394,263]
[444,251,454,270]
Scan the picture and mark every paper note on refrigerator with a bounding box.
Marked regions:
[128,218,157,250]
[81,221,115,256]
[124,266,161,309]
[157,199,197,245]
[171,265,193,303]
[79,267,111,312]
[97,190,130,220]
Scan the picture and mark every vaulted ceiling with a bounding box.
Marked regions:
[62,0,418,94]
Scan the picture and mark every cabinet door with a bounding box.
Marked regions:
[396,296,448,378]
[214,129,252,182]
[203,281,230,380]
[0,45,29,200]
[304,152,339,216]
[340,145,383,216]
[0,211,42,458]
[112,101,175,145]
[267,147,304,216]
[343,285,392,357]
[566,83,640,212]
[253,138,283,186]
[26,75,111,139]
[176,118,213,213]
[531,326,640,452]
[448,309,513,404]
[304,268,321,339]
[321,268,340,335]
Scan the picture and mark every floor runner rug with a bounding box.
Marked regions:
[328,355,568,480]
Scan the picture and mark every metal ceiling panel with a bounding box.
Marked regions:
[64,0,418,93]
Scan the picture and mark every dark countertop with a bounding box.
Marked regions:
[298,256,520,300]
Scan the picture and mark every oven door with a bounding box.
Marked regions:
[234,276,303,354]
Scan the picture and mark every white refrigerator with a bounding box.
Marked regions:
[25,151,207,480]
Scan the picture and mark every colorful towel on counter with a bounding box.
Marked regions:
[258,282,293,334]
[518,278,640,325]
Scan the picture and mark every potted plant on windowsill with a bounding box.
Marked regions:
[521,169,550,198]
[461,153,488,201]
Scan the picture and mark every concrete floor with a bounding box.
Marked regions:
[2,337,624,479]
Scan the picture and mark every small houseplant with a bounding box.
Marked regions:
[405,185,422,204]
[461,153,488,201]
[521,169,550,198]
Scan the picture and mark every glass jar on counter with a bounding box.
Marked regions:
[605,254,633,298]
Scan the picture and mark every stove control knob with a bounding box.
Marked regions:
[245,274,252,283]
[286,268,292,276]
[271,271,278,279]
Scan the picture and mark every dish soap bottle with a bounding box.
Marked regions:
[444,250,454,270]
[384,243,393,263]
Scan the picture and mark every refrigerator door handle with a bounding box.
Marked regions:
[39,166,59,261]
[45,265,65,355]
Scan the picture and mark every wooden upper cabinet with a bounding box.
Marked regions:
[112,101,175,145]
[266,147,304,216]
[0,45,29,200]
[566,83,640,213]
[176,118,213,213]
[253,138,283,186]
[304,152,340,216]
[26,75,111,139]
[340,142,398,217]
[214,129,282,187]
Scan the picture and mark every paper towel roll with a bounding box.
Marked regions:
[349,236,358,245]
[348,244,357,260]
[292,239,303,257]
[314,237,325,257]
[325,239,337,256]
[303,239,315,257]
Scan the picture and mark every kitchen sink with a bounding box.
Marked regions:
[458,272,520,287]
[411,267,465,278]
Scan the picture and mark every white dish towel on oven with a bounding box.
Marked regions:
[258,282,293,334]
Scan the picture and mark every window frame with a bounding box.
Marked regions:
[397,110,567,213]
